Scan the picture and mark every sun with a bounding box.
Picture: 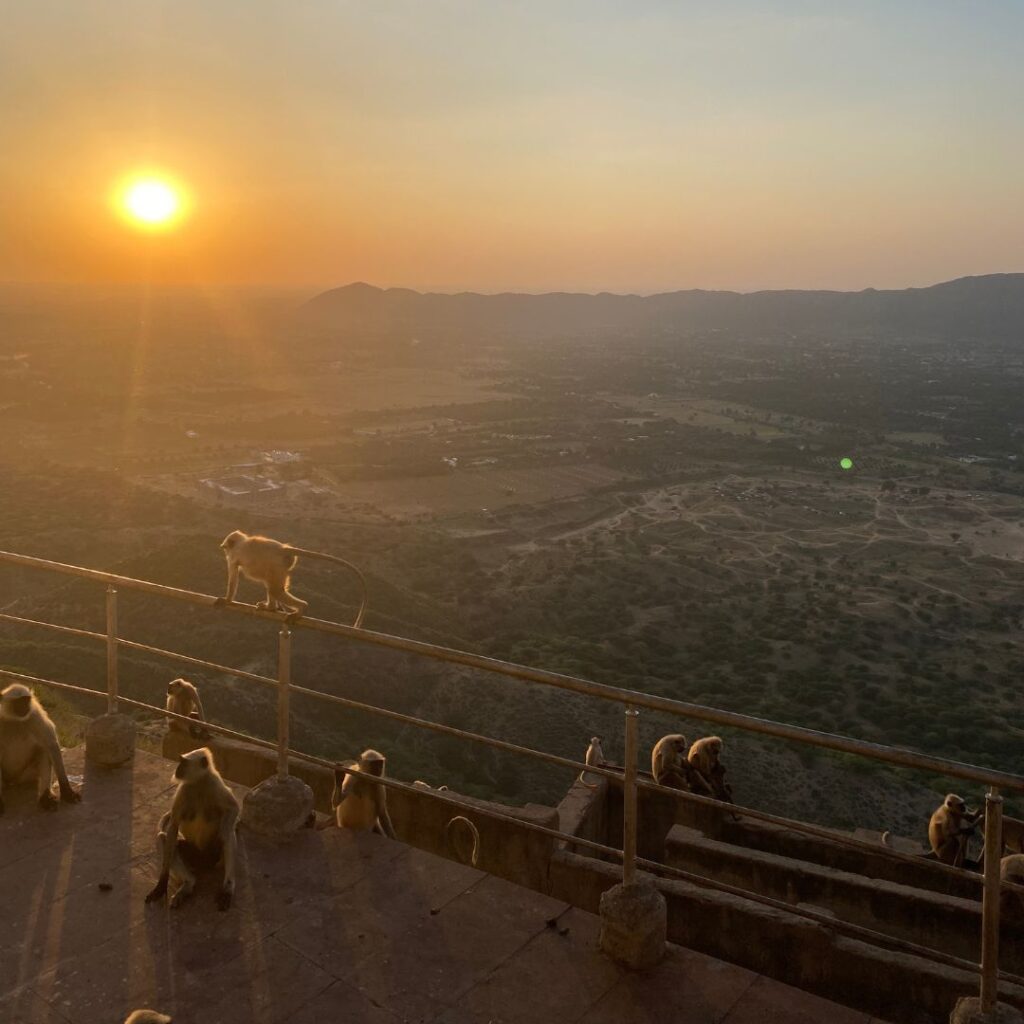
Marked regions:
[116,174,187,230]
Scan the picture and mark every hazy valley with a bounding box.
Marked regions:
[2,276,1023,840]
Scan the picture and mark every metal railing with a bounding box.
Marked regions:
[0,546,1020,1011]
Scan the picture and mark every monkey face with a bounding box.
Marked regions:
[945,794,966,813]
[167,681,182,696]
[360,750,386,776]
[175,749,211,782]
[220,530,245,550]
[1,685,33,720]
[1,694,32,720]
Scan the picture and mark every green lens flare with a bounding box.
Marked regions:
[840,457,854,470]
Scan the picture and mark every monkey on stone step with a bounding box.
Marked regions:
[687,736,733,803]
[331,749,396,839]
[651,733,713,796]
[1001,854,1024,922]
[165,679,209,740]
[928,793,982,867]
[215,530,368,626]
[0,683,80,815]
[145,747,239,911]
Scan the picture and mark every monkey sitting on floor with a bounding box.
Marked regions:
[215,530,368,626]
[145,747,239,911]
[928,793,983,867]
[330,749,396,839]
[0,683,81,815]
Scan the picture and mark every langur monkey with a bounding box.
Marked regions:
[928,793,982,867]
[216,530,368,626]
[332,749,396,839]
[145,748,240,911]
[0,683,81,815]
[125,1013,172,1024]
[687,736,733,803]
[1001,854,1024,921]
[651,733,712,795]
[166,679,208,740]
[578,736,606,788]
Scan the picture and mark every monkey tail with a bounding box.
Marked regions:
[576,769,599,789]
[445,815,480,867]
[881,830,892,848]
[285,547,369,628]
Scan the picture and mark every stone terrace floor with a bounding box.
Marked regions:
[1,748,892,1024]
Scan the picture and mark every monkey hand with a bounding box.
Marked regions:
[38,791,59,811]
[145,877,169,904]
[216,886,233,912]
[213,597,229,608]
[60,786,82,804]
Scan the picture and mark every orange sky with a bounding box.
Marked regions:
[3,3,1023,292]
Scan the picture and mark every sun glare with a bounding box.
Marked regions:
[117,175,186,229]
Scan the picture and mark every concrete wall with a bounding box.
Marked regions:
[163,730,558,893]
[665,825,1024,974]
[548,850,1024,1024]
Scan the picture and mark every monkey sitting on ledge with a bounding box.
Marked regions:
[651,734,714,796]
[928,793,983,867]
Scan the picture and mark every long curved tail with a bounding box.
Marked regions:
[445,815,480,867]
[286,547,369,628]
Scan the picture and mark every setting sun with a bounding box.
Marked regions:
[118,175,185,229]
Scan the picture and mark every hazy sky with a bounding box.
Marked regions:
[3,2,1023,292]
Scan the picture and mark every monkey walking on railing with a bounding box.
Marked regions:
[215,530,368,626]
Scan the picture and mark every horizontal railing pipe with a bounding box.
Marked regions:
[1,547,1021,793]
[0,612,105,642]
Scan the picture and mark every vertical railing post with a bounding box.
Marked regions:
[622,706,639,885]
[980,786,1004,1013]
[277,626,291,778]
[105,586,118,714]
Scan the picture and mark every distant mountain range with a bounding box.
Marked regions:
[304,274,1024,340]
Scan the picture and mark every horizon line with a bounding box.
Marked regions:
[2,269,1023,299]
